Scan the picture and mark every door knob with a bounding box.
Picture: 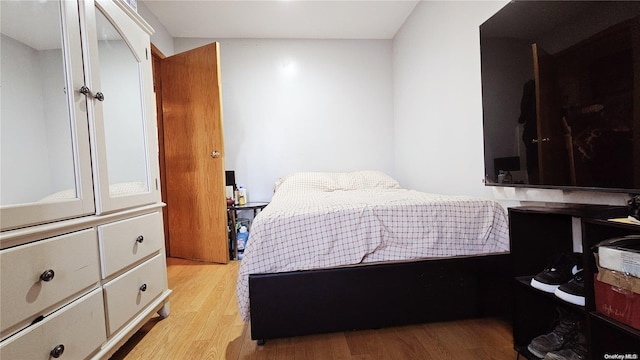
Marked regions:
[211,151,221,158]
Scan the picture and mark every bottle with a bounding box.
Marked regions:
[237,226,249,251]
[233,185,239,205]
[238,186,247,205]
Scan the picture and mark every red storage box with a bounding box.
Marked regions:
[594,275,640,330]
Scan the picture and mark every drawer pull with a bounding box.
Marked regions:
[139,283,147,292]
[136,235,144,243]
[50,344,65,358]
[39,269,55,282]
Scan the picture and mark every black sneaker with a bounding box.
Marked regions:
[554,269,585,306]
[531,253,582,293]
[543,333,588,360]
[527,308,581,358]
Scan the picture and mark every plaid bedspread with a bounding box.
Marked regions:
[236,171,509,321]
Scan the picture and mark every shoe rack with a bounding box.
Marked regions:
[509,205,639,360]
[581,218,640,359]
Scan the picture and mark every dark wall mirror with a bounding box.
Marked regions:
[481,1,640,192]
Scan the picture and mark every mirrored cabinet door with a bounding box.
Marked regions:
[0,0,95,231]
[82,0,159,213]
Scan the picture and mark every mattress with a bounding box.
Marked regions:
[236,171,510,321]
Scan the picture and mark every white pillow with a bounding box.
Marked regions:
[274,170,401,193]
[335,170,401,190]
[273,172,338,193]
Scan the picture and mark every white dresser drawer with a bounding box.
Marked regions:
[98,212,163,278]
[103,254,165,335]
[0,289,106,360]
[0,229,100,337]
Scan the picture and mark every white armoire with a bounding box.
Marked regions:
[0,0,171,358]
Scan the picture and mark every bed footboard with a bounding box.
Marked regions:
[248,253,511,342]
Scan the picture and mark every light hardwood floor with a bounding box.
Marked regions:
[110,257,518,360]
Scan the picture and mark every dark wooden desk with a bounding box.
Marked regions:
[227,202,269,260]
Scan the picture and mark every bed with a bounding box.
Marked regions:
[237,171,511,343]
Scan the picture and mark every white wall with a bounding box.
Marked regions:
[0,35,75,204]
[393,1,507,198]
[175,38,395,202]
[1,35,50,203]
[40,49,76,193]
[392,0,629,207]
[137,1,174,56]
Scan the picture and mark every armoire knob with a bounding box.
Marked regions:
[50,344,65,358]
[39,269,55,282]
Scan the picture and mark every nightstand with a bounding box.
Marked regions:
[227,202,269,260]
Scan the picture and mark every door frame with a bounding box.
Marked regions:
[150,44,170,255]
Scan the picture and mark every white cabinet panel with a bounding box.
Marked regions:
[0,289,106,360]
[0,0,170,357]
[103,254,165,335]
[0,0,95,231]
[99,212,163,278]
[0,229,100,338]
[82,0,160,214]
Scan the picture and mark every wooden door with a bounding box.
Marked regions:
[160,43,228,263]
[532,43,570,185]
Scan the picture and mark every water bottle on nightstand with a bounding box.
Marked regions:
[237,226,249,259]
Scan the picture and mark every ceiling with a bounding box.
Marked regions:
[1,0,62,50]
[141,0,420,40]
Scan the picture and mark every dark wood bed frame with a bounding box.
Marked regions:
[248,253,512,344]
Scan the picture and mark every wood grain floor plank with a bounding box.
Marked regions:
[110,258,517,360]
